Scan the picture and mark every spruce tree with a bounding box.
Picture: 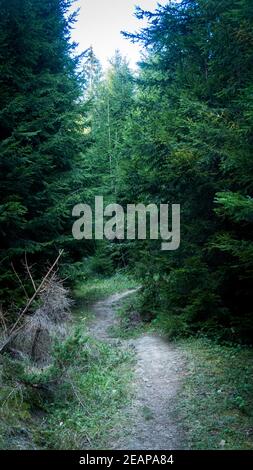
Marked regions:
[117,0,253,342]
[0,0,89,306]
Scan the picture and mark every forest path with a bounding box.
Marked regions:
[88,290,185,450]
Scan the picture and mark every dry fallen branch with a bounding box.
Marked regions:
[10,250,64,335]
[9,277,71,364]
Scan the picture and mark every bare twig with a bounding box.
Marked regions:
[10,250,64,335]
[11,262,29,300]
[24,252,36,292]
[0,306,7,334]
[1,384,21,408]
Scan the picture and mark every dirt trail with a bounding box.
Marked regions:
[89,290,185,450]
[88,290,138,341]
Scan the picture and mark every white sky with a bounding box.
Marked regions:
[71,0,169,69]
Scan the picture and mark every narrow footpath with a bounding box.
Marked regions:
[88,291,186,450]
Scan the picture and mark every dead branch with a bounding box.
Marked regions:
[24,252,36,292]
[10,250,64,335]
[0,306,7,334]
[11,262,29,300]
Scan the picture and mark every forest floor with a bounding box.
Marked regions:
[88,290,186,450]
[1,275,253,450]
[83,280,253,450]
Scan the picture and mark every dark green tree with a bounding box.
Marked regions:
[81,51,135,273]
[0,0,90,307]
[117,0,253,342]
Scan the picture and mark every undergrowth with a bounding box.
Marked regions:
[39,332,133,449]
[175,338,253,450]
[0,274,136,450]
[74,272,137,304]
[3,274,252,451]
[110,295,148,339]
[0,327,133,450]
[109,290,253,450]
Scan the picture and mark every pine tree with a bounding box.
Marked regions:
[117,0,253,342]
[82,51,135,272]
[0,0,89,306]
[86,51,134,197]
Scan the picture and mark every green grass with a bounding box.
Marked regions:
[4,274,252,451]
[73,273,138,324]
[73,277,253,451]
[0,383,31,449]
[0,274,136,450]
[109,295,148,339]
[0,356,38,450]
[175,338,253,450]
[0,328,134,451]
[38,333,134,450]
[74,273,138,303]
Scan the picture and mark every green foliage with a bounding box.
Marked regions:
[215,192,253,223]
[83,51,134,197]
[74,272,138,303]
[0,0,91,308]
[0,324,133,450]
[112,0,253,343]
[110,295,148,339]
[40,338,133,450]
[176,338,253,449]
